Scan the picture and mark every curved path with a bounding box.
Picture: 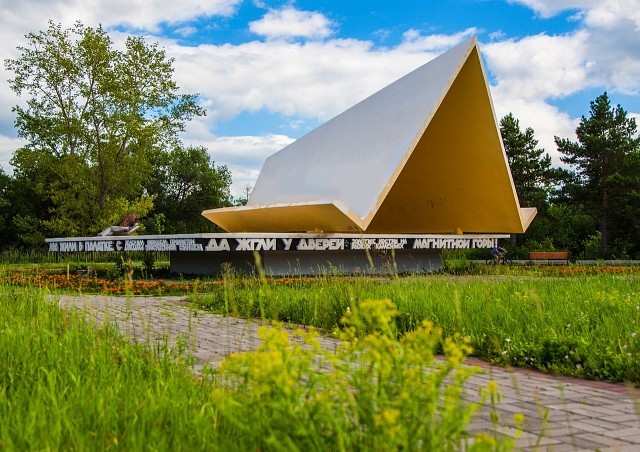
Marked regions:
[58,294,640,451]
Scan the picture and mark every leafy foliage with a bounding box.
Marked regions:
[555,92,640,257]
[3,21,229,242]
[0,169,11,242]
[149,146,232,233]
[215,299,495,450]
[500,113,562,211]
[521,204,594,256]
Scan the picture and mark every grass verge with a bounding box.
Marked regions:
[192,272,640,385]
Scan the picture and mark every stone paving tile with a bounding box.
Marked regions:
[522,443,589,452]
[622,420,640,430]
[579,432,636,447]
[586,396,634,406]
[601,445,640,452]
[516,435,563,448]
[543,425,588,438]
[602,426,640,439]
[582,417,640,432]
[56,294,640,452]
[608,414,640,423]
[549,403,631,418]
[557,435,612,449]
[565,419,624,434]
[617,435,640,445]
[466,420,497,434]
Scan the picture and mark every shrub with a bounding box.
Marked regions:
[213,299,505,450]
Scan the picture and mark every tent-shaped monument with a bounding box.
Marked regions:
[203,37,536,234]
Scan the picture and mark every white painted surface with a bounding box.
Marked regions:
[248,38,475,220]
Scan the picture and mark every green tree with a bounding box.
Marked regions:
[0,169,11,245]
[0,169,52,249]
[500,113,561,211]
[4,21,204,237]
[555,92,640,257]
[522,204,595,257]
[500,113,564,249]
[149,146,232,233]
[0,169,8,212]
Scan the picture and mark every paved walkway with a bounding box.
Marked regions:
[57,294,640,451]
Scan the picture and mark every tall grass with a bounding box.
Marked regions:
[0,285,504,450]
[0,287,228,450]
[193,273,640,384]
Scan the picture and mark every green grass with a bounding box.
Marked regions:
[0,287,227,450]
[192,272,640,384]
[0,285,504,450]
[5,264,637,449]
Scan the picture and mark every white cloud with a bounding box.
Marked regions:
[164,38,432,124]
[372,29,392,42]
[249,7,334,40]
[491,91,578,165]
[188,134,295,196]
[175,26,199,38]
[0,0,241,33]
[579,1,640,94]
[508,0,600,18]
[0,135,26,174]
[398,28,478,53]
[483,32,590,100]
[489,31,506,41]
[583,0,640,30]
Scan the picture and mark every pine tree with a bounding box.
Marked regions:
[555,92,640,257]
[500,113,561,211]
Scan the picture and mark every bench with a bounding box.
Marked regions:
[528,251,569,264]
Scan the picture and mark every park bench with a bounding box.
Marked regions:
[528,251,569,264]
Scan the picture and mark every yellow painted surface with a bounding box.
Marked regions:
[367,47,532,233]
[202,202,364,233]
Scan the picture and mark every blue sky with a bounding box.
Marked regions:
[1,0,639,195]
[158,1,575,47]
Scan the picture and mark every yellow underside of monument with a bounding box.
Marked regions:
[203,46,536,234]
[202,202,365,233]
[366,47,533,234]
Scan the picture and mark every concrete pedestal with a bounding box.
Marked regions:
[169,248,442,276]
[46,233,507,276]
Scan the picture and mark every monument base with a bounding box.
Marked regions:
[169,248,443,276]
[45,233,507,276]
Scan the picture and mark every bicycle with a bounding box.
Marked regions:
[485,252,513,265]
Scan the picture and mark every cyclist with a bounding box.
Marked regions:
[491,245,507,264]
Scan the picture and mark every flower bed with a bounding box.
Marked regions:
[0,269,317,295]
